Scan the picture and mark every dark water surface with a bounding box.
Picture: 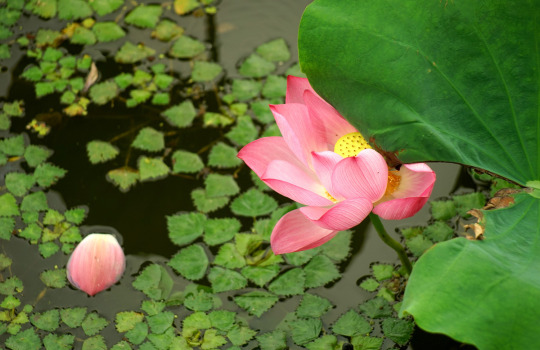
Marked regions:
[1,1,477,349]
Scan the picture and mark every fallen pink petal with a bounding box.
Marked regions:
[238,76,436,254]
[66,233,126,296]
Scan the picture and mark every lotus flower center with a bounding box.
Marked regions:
[334,132,371,158]
[385,171,401,195]
[325,190,337,203]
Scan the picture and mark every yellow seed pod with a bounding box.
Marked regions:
[334,132,371,158]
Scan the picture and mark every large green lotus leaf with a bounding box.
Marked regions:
[299,0,539,185]
[401,193,540,349]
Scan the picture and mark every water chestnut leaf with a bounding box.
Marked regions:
[110,340,133,350]
[0,43,10,59]
[114,73,133,89]
[207,142,242,168]
[430,200,457,221]
[209,310,236,332]
[208,266,247,293]
[0,113,10,130]
[0,253,12,270]
[0,193,19,217]
[359,278,379,292]
[251,100,274,124]
[304,335,340,350]
[152,19,184,42]
[3,101,23,117]
[453,192,486,217]
[381,318,414,346]
[296,293,333,318]
[107,167,139,192]
[147,327,175,348]
[227,324,256,346]
[132,70,153,86]
[234,291,278,317]
[262,75,286,99]
[169,36,205,58]
[5,328,41,350]
[35,28,63,47]
[231,189,278,217]
[232,79,261,101]
[359,297,393,319]
[174,0,200,15]
[171,150,204,174]
[304,255,340,288]
[204,174,239,197]
[191,188,229,213]
[268,268,305,296]
[92,22,125,42]
[146,311,174,334]
[162,101,197,128]
[132,264,173,300]
[132,128,165,152]
[115,42,156,64]
[203,112,233,127]
[82,335,107,350]
[151,92,170,105]
[167,212,206,246]
[226,115,258,146]
[116,312,144,332]
[423,221,454,242]
[5,172,35,197]
[154,74,174,90]
[87,140,119,164]
[203,218,240,246]
[57,0,92,20]
[71,27,97,45]
[138,157,170,181]
[213,243,245,269]
[0,26,12,40]
[34,163,66,187]
[89,81,119,106]
[125,4,162,28]
[332,310,371,337]
[60,91,76,104]
[241,265,279,287]
[20,191,48,212]
[183,310,211,330]
[43,333,75,350]
[31,309,60,331]
[128,89,152,106]
[22,65,43,81]
[1,295,20,309]
[372,264,394,281]
[19,223,41,242]
[90,0,123,16]
[42,47,63,62]
[289,317,322,345]
[239,53,275,78]
[191,61,222,82]
[40,268,66,288]
[141,300,166,316]
[256,38,290,62]
[0,276,22,295]
[202,328,227,349]
[183,288,215,312]
[320,230,352,262]
[256,330,287,350]
[64,208,86,225]
[350,336,383,350]
[168,244,208,280]
[0,134,24,156]
[124,321,148,345]
[39,241,59,258]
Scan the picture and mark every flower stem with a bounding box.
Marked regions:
[369,213,412,275]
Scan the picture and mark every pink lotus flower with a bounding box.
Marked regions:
[67,233,125,296]
[238,76,436,254]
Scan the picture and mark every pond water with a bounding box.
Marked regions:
[0,0,481,349]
